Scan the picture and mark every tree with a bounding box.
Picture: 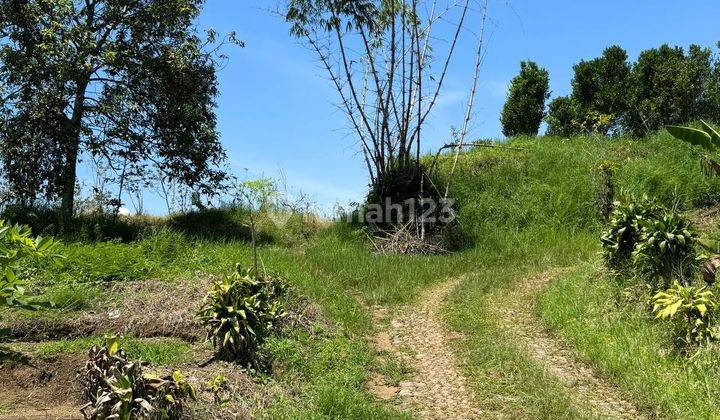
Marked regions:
[500,61,550,137]
[285,0,486,207]
[545,96,578,137]
[624,44,713,136]
[571,45,630,133]
[0,0,235,219]
[705,42,720,123]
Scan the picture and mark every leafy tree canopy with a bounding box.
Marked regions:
[624,44,714,136]
[571,45,630,132]
[0,0,235,215]
[500,61,550,137]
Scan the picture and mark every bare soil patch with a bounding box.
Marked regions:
[0,354,84,420]
[2,279,207,342]
[492,269,646,420]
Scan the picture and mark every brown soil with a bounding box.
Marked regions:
[369,276,482,419]
[492,269,646,420]
[0,346,280,420]
[0,354,84,420]
[2,279,207,342]
[686,205,720,231]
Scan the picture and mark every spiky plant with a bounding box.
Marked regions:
[78,336,195,420]
[197,264,286,366]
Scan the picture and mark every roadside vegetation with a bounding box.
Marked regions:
[4,127,720,418]
[4,2,720,420]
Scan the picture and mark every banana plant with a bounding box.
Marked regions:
[667,120,720,176]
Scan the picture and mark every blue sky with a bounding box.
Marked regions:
[121,0,720,214]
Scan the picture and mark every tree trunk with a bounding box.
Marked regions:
[60,78,89,223]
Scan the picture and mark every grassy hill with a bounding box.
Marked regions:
[3,130,720,418]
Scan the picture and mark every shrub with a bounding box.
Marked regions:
[633,212,699,287]
[0,219,61,364]
[501,61,550,137]
[197,265,287,366]
[600,195,663,268]
[652,281,719,349]
[570,45,631,132]
[78,336,196,420]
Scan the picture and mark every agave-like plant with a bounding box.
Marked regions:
[78,336,196,420]
[667,120,720,176]
[198,264,286,366]
[652,280,720,348]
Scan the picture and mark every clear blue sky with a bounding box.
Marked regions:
[121,1,720,214]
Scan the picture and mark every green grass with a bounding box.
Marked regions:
[8,130,720,417]
[34,336,195,365]
[538,261,720,419]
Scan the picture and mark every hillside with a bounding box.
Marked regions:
[2,130,720,419]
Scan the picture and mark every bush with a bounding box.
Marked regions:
[600,195,663,268]
[632,212,699,287]
[0,219,61,364]
[501,61,550,137]
[570,45,631,132]
[78,336,196,420]
[652,281,719,349]
[197,264,287,366]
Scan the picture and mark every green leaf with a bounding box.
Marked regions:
[701,120,720,148]
[667,125,715,152]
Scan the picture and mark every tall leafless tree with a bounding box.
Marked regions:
[286,0,485,199]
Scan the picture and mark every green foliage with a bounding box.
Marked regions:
[545,96,579,137]
[0,0,233,213]
[632,212,699,286]
[0,219,61,364]
[78,336,196,420]
[545,98,614,137]
[571,45,631,131]
[501,61,550,137]
[600,195,663,268]
[138,227,189,264]
[197,264,287,366]
[207,375,231,407]
[652,281,719,349]
[624,44,714,136]
[666,120,720,177]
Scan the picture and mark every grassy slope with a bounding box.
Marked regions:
[434,131,720,418]
[8,130,720,418]
[539,263,720,419]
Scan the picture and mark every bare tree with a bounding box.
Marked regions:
[286,0,483,200]
[445,0,489,199]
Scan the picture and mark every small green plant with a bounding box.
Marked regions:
[78,336,196,420]
[652,281,719,349]
[197,264,286,366]
[0,219,61,364]
[207,374,231,407]
[600,195,663,268]
[633,212,699,287]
